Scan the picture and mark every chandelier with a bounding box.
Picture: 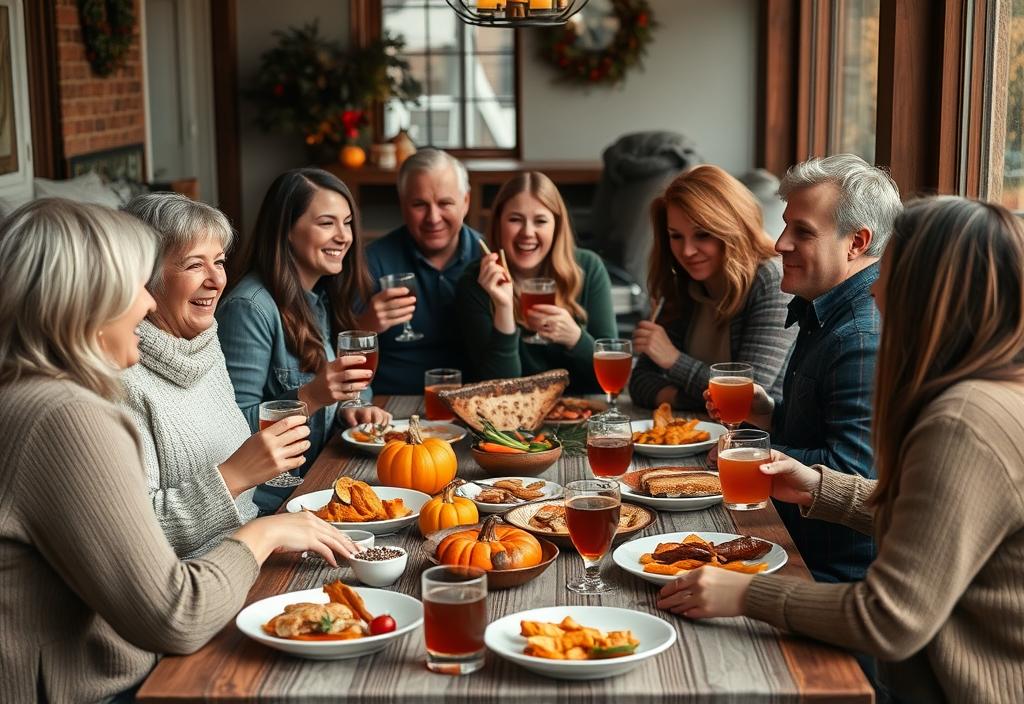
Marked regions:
[445,0,591,28]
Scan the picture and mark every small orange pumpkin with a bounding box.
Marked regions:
[436,515,542,571]
[377,415,457,495]
[339,145,366,169]
[418,479,479,536]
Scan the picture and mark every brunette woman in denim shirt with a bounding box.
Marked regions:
[217,169,390,513]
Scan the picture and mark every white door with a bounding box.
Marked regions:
[143,0,218,203]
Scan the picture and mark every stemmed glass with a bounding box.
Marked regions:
[520,277,556,345]
[337,331,378,408]
[718,429,772,511]
[564,479,621,595]
[708,362,754,430]
[258,400,308,488]
[593,338,632,418]
[586,415,634,479]
[380,272,423,342]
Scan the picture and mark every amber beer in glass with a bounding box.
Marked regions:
[257,400,308,488]
[421,565,487,675]
[593,338,632,417]
[337,331,378,408]
[424,368,461,421]
[709,362,755,428]
[520,277,556,345]
[564,479,620,594]
[718,429,772,510]
[586,415,633,478]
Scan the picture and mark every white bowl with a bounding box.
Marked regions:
[618,480,723,512]
[485,605,676,680]
[612,531,789,587]
[348,546,408,587]
[456,477,563,514]
[341,419,467,455]
[630,420,727,458]
[286,487,430,536]
[340,529,375,552]
[235,586,423,660]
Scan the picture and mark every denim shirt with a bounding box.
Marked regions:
[772,262,880,583]
[216,272,338,513]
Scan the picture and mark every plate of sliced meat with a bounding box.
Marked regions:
[618,467,723,511]
[504,500,654,549]
[612,532,787,586]
[456,477,563,514]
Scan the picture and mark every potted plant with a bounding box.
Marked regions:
[249,22,422,165]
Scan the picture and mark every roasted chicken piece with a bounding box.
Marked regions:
[265,602,363,638]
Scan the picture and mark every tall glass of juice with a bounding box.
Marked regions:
[593,338,632,418]
[586,415,633,478]
[717,429,772,510]
[337,330,378,408]
[424,368,461,421]
[564,479,621,595]
[709,362,754,429]
[257,400,308,488]
[520,277,556,345]
[421,565,487,675]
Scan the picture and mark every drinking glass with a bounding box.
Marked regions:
[258,400,308,488]
[380,272,423,342]
[337,331,378,408]
[717,429,772,510]
[520,277,556,345]
[708,362,755,429]
[586,415,634,479]
[564,479,621,595]
[421,565,487,675]
[593,338,633,417]
[424,368,461,421]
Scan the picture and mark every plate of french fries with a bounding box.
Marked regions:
[630,412,726,459]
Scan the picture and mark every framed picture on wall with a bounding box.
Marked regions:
[0,0,31,200]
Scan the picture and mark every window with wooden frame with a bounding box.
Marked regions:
[982,0,1024,210]
[354,0,521,157]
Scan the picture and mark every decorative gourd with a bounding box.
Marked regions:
[339,145,366,169]
[376,415,457,495]
[435,515,542,571]
[418,479,479,536]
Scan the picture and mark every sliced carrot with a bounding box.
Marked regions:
[478,442,527,454]
[533,433,547,444]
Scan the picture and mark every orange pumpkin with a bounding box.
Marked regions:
[339,145,366,169]
[377,415,457,495]
[436,515,542,571]
[418,479,479,536]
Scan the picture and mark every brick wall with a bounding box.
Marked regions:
[54,0,145,160]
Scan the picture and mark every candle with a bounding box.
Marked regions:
[530,0,553,8]
[477,0,498,9]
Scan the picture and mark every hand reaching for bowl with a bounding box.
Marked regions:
[233,511,361,567]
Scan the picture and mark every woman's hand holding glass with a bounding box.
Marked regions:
[759,451,820,507]
[355,286,416,334]
[233,511,362,567]
[219,415,311,496]
[298,355,374,414]
[703,383,775,431]
[632,320,681,370]
[527,304,582,348]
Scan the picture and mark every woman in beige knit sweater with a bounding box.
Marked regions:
[663,197,1024,702]
[0,199,359,703]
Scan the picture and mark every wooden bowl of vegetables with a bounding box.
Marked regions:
[471,422,562,478]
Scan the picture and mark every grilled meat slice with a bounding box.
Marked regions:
[713,537,772,562]
[652,542,715,563]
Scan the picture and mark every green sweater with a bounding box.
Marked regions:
[455,248,617,393]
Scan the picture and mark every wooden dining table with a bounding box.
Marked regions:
[137,395,873,703]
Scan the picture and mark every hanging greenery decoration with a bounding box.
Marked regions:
[78,0,136,78]
[540,0,656,86]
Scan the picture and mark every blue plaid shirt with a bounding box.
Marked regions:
[772,262,880,583]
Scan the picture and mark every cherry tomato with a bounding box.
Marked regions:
[369,614,396,635]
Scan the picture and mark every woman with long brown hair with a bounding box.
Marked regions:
[660,197,1024,702]
[455,171,617,392]
[629,164,796,409]
[217,168,389,513]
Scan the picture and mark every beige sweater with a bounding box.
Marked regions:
[745,379,1024,703]
[0,376,259,704]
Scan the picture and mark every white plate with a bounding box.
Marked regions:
[341,419,467,455]
[286,487,430,536]
[236,586,423,660]
[618,480,723,512]
[612,531,788,587]
[456,477,563,514]
[630,420,727,458]
[485,605,676,680]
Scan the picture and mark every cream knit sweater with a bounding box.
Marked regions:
[121,320,257,559]
[0,376,258,704]
[745,379,1024,703]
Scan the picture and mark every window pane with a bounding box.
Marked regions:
[404,53,464,95]
[471,26,514,53]
[385,96,463,148]
[465,54,515,100]
[991,0,1024,209]
[468,99,516,149]
[828,0,880,162]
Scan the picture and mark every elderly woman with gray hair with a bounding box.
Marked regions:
[120,193,310,558]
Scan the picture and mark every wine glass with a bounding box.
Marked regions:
[520,277,556,345]
[564,479,621,595]
[593,338,632,418]
[708,362,754,430]
[337,331,378,408]
[258,400,308,488]
[380,272,423,342]
[717,429,772,510]
[586,415,634,479]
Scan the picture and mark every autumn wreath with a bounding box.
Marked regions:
[540,0,655,86]
[78,0,135,78]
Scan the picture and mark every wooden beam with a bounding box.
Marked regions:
[210,0,242,230]
[24,0,63,178]
[757,0,800,176]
